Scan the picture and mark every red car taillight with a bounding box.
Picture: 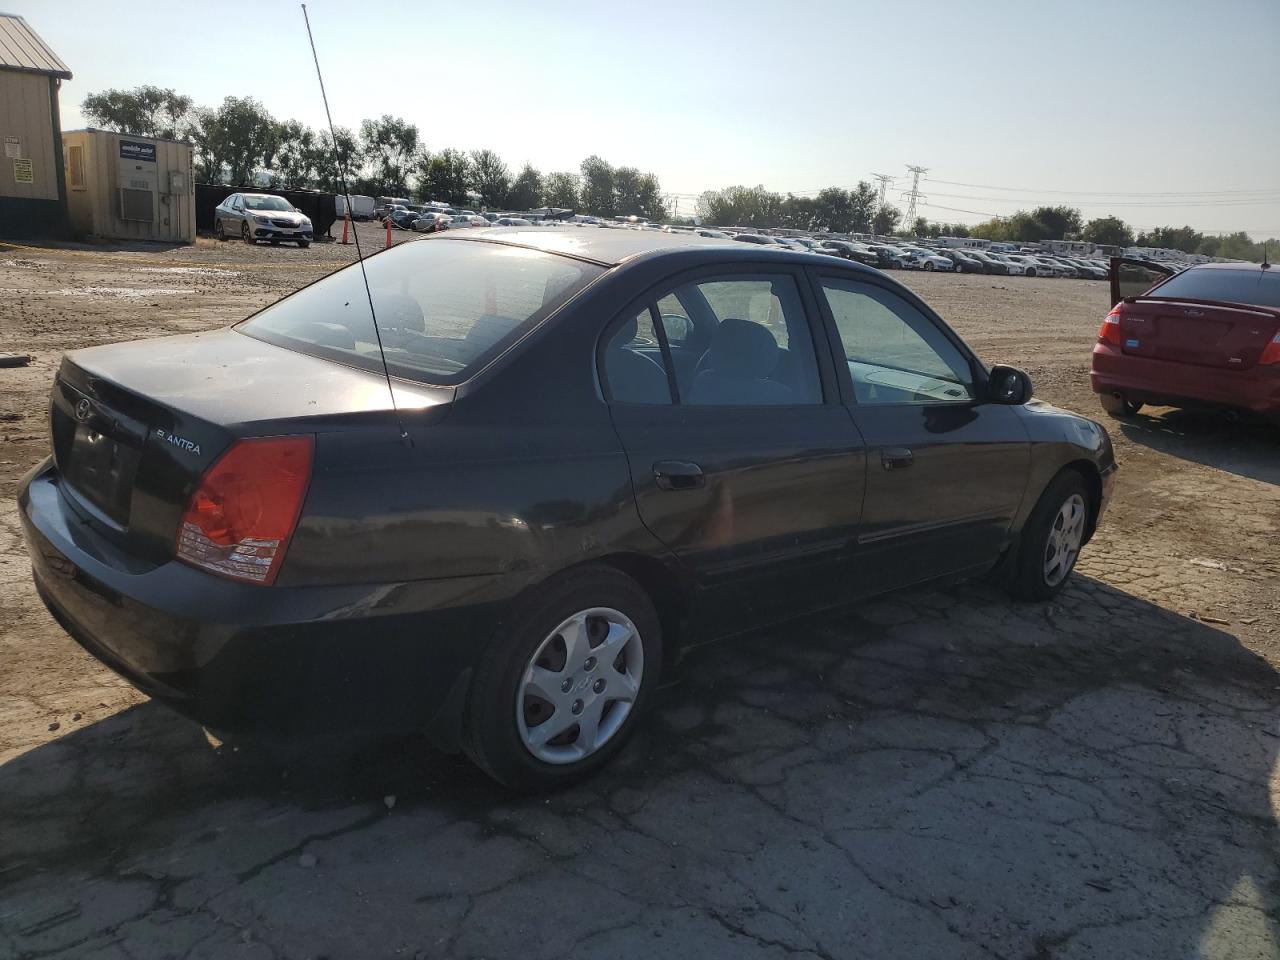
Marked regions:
[176,436,314,585]
[1098,307,1124,346]
[1260,333,1280,366]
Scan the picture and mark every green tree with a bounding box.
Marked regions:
[579,155,616,216]
[414,148,471,205]
[633,172,666,221]
[613,165,643,216]
[872,204,901,235]
[468,149,511,207]
[1137,225,1204,253]
[542,171,580,208]
[183,96,277,185]
[358,115,420,196]
[312,126,359,193]
[1081,216,1134,247]
[82,85,192,140]
[507,163,543,210]
[269,120,320,190]
[911,216,930,238]
[1031,205,1083,240]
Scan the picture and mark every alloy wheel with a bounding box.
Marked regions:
[516,607,644,765]
[1043,493,1086,587]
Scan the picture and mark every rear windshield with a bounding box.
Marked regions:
[1148,268,1280,308]
[239,238,602,384]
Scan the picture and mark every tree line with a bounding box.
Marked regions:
[82,86,1269,260]
[81,86,667,218]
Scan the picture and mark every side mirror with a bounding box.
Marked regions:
[987,364,1033,405]
[294,207,303,213]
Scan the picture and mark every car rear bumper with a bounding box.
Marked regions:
[18,461,514,746]
[1091,344,1280,418]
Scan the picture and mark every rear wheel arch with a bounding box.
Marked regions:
[593,552,691,661]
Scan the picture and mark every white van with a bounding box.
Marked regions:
[336,195,376,220]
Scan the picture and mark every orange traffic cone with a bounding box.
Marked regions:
[341,212,351,245]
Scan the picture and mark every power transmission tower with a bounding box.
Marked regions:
[901,165,928,226]
[870,173,894,210]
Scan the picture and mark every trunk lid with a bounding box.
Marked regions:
[51,328,449,566]
[1117,298,1280,370]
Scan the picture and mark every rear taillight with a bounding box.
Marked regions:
[1260,334,1280,366]
[176,436,314,585]
[1098,307,1124,346]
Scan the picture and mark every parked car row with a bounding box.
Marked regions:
[716,229,1117,279]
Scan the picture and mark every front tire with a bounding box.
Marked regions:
[1009,472,1092,601]
[297,239,310,248]
[463,565,663,790]
[1099,393,1142,418]
[924,261,935,271]
[1025,267,1037,277]
[241,223,253,244]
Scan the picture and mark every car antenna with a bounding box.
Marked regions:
[1262,241,1270,269]
[300,3,410,445]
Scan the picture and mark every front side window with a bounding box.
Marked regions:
[821,279,974,405]
[241,239,601,385]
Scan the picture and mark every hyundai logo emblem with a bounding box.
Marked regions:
[75,398,93,422]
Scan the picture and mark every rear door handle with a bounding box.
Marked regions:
[881,447,913,470]
[653,460,705,490]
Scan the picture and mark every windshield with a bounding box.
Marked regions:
[243,196,293,212]
[1146,268,1280,308]
[239,239,603,384]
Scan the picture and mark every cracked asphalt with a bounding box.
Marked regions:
[1,232,1278,959]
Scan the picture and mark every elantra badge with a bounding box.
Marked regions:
[155,429,202,456]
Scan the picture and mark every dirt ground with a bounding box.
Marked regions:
[1,227,1277,959]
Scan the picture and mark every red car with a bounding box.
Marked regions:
[1091,259,1280,422]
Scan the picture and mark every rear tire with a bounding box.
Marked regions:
[1025,267,1037,277]
[1009,471,1093,601]
[463,565,663,791]
[1099,393,1142,418]
[214,220,226,241]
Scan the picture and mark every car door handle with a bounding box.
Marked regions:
[653,460,705,490]
[881,447,914,470]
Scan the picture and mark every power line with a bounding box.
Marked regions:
[925,178,1280,198]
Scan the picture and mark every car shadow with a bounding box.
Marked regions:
[1118,407,1280,485]
[1,575,1277,958]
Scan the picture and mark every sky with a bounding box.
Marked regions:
[10,0,1279,237]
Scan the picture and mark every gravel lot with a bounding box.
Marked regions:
[1,228,1277,959]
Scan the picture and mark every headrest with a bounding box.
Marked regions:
[707,318,778,380]
[617,316,638,344]
[375,292,424,332]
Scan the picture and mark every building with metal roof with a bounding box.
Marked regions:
[0,13,71,238]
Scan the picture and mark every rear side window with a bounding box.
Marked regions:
[1146,268,1280,308]
[602,309,672,404]
[240,239,601,385]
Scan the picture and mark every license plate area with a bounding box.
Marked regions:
[63,423,140,527]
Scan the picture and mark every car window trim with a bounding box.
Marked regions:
[607,262,841,408]
[806,266,988,407]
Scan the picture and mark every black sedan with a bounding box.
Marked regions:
[940,249,988,273]
[19,230,1116,790]
[820,239,880,267]
[964,250,1011,275]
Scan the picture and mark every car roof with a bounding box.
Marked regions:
[442,226,877,271]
